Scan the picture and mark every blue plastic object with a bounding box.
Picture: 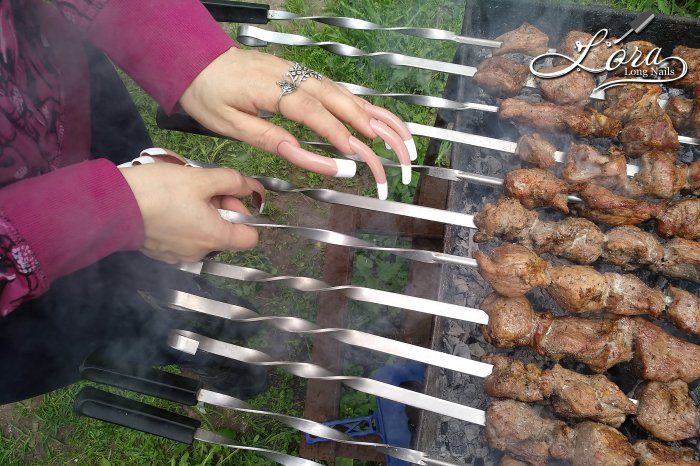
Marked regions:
[304,361,425,466]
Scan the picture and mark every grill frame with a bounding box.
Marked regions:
[415,1,700,464]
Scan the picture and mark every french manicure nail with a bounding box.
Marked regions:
[405,139,418,161]
[140,148,169,157]
[377,182,388,201]
[369,119,411,185]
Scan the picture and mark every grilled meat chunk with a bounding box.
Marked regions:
[547,265,608,312]
[625,150,689,199]
[614,41,660,76]
[634,440,700,466]
[632,318,700,382]
[671,46,700,88]
[483,354,635,427]
[474,244,550,297]
[529,217,604,264]
[658,238,700,284]
[570,422,636,466]
[603,272,666,317]
[558,31,621,70]
[692,86,700,137]
[481,293,545,349]
[482,354,546,402]
[515,133,556,169]
[473,57,530,98]
[545,364,636,427]
[536,64,596,106]
[573,183,659,226]
[562,143,627,189]
[602,225,664,271]
[498,98,622,138]
[493,23,549,57]
[473,197,537,244]
[603,83,663,124]
[498,457,529,466]
[485,399,574,466]
[667,95,693,130]
[504,168,574,213]
[666,286,700,338]
[618,114,680,157]
[656,198,700,240]
[635,380,699,442]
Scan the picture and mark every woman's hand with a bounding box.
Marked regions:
[179,47,416,200]
[120,160,259,264]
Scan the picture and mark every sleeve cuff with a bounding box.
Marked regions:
[0,159,145,282]
[88,0,236,112]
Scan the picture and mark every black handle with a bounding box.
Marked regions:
[80,354,201,406]
[74,387,201,444]
[202,0,269,24]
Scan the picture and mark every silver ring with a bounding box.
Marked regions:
[277,80,297,103]
[286,62,322,86]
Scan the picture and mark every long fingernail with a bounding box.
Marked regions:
[334,159,357,178]
[140,148,168,157]
[405,138,418,161]
[348,136,387,184]
[377,182,388,201]
[369,119,411,185]
[278,141,338,177]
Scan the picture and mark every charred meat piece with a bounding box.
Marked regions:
[473,57,530,98]
[558,31,621,70]
[667,95,693,130]
[691,159,700,195]
[473,197,537,244]
[562,143,627,189]
[603,272,666,318]
[529,217,604,265]
[545,364,636,427]
[474,244,551,297]
[515,133,556,169]
[625,150,689,199]
[632,318,700,382]
[483,354,635,427]
[493,23,549,57]
[603,82,663,124]
[480,293,546,349]
[635,380,699,441]
[666,286,700,337]
[602,225,664,271]
[504,168,574,213]
[658,238,700,284]
[498,457,529,466]
[569,422,636,466]
[634,440,700,466]
[671,46,700,88]
[547,265,608,312]
[535,64,596,106]
[485,399,574,466]
[692,86,700,137]
[482,354,546,402]
[498,98,622,138]
[656,198,700,240]
[618,114,680,157]
[573,183,660,226]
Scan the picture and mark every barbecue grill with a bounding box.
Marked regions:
[74,0,700,464]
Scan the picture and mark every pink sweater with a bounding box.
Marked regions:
[0,0,235,315]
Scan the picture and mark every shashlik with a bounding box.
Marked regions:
[475,243,700,336]
[667,94,694,130]
[486,399,637,466]
[634,440,700,466]
[618,113,680,156]
[534,64,596,107]
[473,196,700,288]
[484,354,699,441]
[672,46,700,88]
[557,31,621,71]
[480,292,700,381]
[482,354,635,427]
[492,22,549,57]
[602,82,664,124]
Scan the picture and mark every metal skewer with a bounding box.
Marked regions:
[169,330,489,425]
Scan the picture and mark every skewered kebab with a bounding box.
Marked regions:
[482,354,636,427]
[486,399,637,466]
[474,243,700,336]
[487,399,700,466]
[474,197,700,288]
[484,354,699,441]
[480,292,700,381]
[672,46,700,89]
